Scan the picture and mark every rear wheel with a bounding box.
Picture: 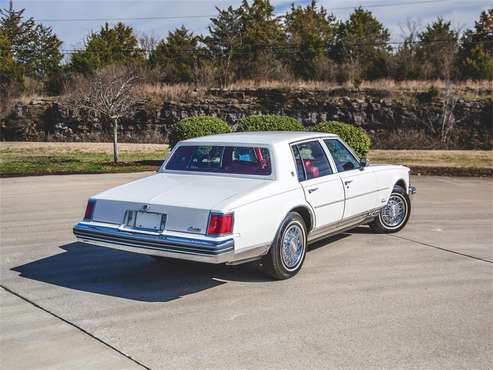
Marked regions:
[370,185,411,233]
[262,212,307,280]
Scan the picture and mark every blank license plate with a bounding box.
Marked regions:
[126,211,166,232]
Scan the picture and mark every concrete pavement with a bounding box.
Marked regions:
[0,173,492,369]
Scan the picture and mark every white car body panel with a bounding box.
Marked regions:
[337,168,379,219]
[300,173,345,228]
[74,131,412,264]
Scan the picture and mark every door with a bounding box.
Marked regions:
[292,141,345,229]
[323,139,378,219]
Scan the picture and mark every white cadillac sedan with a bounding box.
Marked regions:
[74,132,415,279]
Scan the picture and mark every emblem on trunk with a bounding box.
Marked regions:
[188,226,201,232]
[142,204,150,211]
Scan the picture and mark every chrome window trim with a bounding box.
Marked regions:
[160,143,276,180]
[322,138,362,174]
[289,140,334,183]
[290,144,307,181]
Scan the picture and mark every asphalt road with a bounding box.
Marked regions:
[1,173,492,370]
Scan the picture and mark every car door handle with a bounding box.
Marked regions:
[344,180,353,185]
[308,188,318,194]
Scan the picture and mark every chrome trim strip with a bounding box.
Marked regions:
[73,223,233,256]
[75,231,233,256]
[76,239,228,264]
[73,223,272,265]
[308,207,383,242]
[314,199,344,209]
[345,187,389,201]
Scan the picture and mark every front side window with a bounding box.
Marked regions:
[293,141,332,180]
[165,145,272,176]
[324,139,360,172]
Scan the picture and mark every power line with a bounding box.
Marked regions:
[33,0,477,23]
[59,39,492,55]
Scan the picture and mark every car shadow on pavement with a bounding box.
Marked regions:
[12,226,371,303]
[12,242,269,303]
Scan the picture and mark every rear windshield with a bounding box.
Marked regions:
[165,145,272,176]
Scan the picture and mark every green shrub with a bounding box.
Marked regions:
[169,115,231,147]
[313,121,371,158]
[237,114,304,132]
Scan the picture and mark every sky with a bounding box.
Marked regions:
[1,0,491,51]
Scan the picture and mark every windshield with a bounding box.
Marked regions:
[165,145,272,176]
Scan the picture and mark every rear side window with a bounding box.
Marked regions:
[165,145,272,176]
[292,141,332,180]
[324,139,360,172]
[292,145,306,181]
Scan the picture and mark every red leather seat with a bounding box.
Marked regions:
[304,160,319,178]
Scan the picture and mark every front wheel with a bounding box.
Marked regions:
[262,212,307,280]
[370,185,411,233]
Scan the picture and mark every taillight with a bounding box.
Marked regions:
[84,199,96,220]
[207,213,233,235]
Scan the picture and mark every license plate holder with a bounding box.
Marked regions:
[124,210,167,232]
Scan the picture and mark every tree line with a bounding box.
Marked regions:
[1,0,492,99]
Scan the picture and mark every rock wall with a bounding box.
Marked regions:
[1,89,491,149]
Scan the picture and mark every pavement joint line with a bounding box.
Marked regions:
[0,284,152,370]
[387,234,493,264]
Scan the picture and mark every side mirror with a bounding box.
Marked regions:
[359,158,369,170]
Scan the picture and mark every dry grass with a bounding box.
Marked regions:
[369,150,493,169]
[1,142,491,177]
[0,141,168,154]
[225,79,493,92]
[6,79,491,107]
[0,142,168,176]
[137,79,492,101]
[139,83,209,103]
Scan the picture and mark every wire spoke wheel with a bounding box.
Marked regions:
[262,212,307,280]
[380,194,407,228]
[281,223,305,270]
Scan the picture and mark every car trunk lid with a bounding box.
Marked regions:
[91,173,269,235]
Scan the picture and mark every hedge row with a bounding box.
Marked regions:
[170,114,371,158]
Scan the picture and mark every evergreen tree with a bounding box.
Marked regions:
[0,30,21,96]
[70,22,144,74]
[284,0,337,80]
[149,26,203,83]
[416,18,459,80]
[0,4,62,78]
[237,0,284,80]
[458,8,493,80]
[204,5,243,85]
[333,7,391,80]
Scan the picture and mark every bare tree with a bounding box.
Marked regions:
[396,19,421,79]
[139,32,159,59]
[440,82,459,144]
[72,66,138,163]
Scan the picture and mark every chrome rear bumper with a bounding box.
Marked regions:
[74,223,235,263]
[73,223,269,264]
